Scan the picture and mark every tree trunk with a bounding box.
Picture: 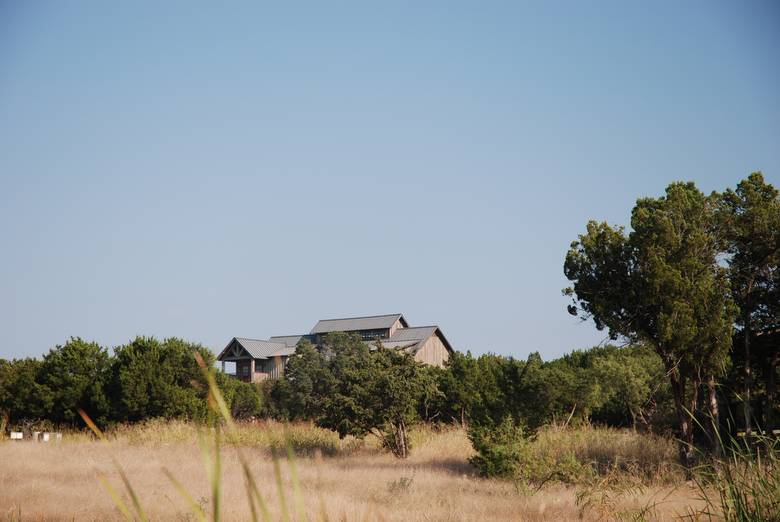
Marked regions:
[707,375,721,456]
[460,406,465,429]
[396,419,408,459]
[767,351,779,435]
[671,373,695,469]
[744,310,753,436]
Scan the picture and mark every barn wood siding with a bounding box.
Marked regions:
[414,333,449,367]
[250,356,287,382]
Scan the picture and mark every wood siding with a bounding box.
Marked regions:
[414,333,450,367]
[250,356,288,382]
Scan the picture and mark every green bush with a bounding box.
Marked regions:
[230,381,263,420]
[468,417,531,479]
[468,417,592,483]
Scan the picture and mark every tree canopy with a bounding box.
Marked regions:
[565,181,736,463]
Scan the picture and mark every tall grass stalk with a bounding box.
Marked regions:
[77,408,150,522]
[687,429,780,521]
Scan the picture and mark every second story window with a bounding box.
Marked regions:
[359,329,388,341]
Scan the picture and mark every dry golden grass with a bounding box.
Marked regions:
[0,424,707,521]
[532,423,683,483]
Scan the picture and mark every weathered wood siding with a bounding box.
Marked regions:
[250,356,288,382]
[414,333,450,367]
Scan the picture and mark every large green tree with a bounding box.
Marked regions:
[0,358,53,422]
[271,339,335,420]
[565,182,735,463]
[110,336,213,421]
[38,338,112,425]
[281,332,431,458]
[717,172,780,433]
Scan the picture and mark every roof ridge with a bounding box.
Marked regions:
[316,313,403,322]
[401,325,438,329]
[236,337,287,345]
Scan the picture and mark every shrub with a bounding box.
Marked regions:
[469,418,593,483]
[469,419,680,486]
[468,417,531,479]
[230,382,263,420]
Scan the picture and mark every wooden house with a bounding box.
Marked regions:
[217,313,454,382]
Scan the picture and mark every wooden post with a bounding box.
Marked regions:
[221,361,225,373]
[249,358,255,382]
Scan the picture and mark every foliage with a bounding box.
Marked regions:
[229,382,263,420]
[564,181,736,464]
[469,418,680,486]
[0,357,52,422]
[426,345,674,435]
[717,172,780,435]
[269,339,333,421]
[39,338,112,426]
[468,416,532,479]
[280,332,431,458]
[110,337,213,422]
[0,336,251,429]
[589,344,673,430]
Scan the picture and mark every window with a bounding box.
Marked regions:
[242,365,249,377]
[359,329,388,341]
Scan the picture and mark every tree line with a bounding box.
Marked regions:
[1,172,776,470]
[0,337,262,428]
[0,332,674,446]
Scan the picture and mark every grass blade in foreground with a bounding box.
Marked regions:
[78,408,150,522]
[162,468,208,522]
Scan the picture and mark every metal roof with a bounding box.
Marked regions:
[310,314,407,334]
[218,337,295,360]
[374,326,440,353]
[268,335,306,348]
[379,340,422,350]
[219,313,454,362]
[386,325,454,353]
[388,326,438,342]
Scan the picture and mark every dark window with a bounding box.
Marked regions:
[359,329,388,341]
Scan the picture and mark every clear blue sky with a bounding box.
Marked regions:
[1,1,778,361]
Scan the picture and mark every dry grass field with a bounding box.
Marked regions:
[0,422,708,521]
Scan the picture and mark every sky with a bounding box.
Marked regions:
[1,1,778,361]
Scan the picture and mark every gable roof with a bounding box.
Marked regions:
[374,325,454,353]
[217,337,295,361]
[388,326,438,342]
[310,314,407,334]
